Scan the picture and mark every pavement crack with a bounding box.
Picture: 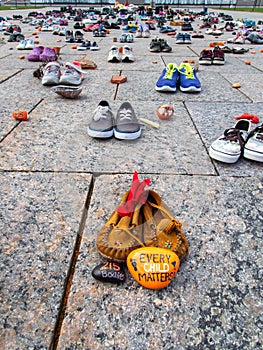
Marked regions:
[49,175,94,350]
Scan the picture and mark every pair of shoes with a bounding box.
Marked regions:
[155,63,201,93]
[27,46,57,62]
[181,22,193,31]
[199,47,225,65]
[149,38,172,52]
[16,38,35,50]
[96,171,189,262]
[77,40,91,51]
[119,33,134,43]
[74,22,85,29]
[42,61,84,86]
[7,33,25,42]
[93,27,106,37]
[140,24,151,38]
[192,31,204,38]
[108,46,134,63]
[88,101,141,140]
[209,120,263,163]
[159,25,175,33]
[176,33,192,44]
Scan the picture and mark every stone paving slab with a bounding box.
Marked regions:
[1,7,263,350]
[58,174,263,350]
[0,97,215,174]
[0,172,91,349]
[186,101,263,178]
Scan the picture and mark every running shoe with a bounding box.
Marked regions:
[59,62,84,86]
[155,63,178,92]
[42,62,61,86]
[178,63,201,92]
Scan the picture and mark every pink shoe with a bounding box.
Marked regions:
[39,47,57,62]
[27,46,44,61]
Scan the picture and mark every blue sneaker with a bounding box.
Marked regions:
[155,63,178,92]
[178,63,201,92]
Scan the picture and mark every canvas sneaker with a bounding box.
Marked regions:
[209,119,251,163]
[178,62,201,92]
[59,62,84,86]
[184,33,192,44]
[243,123,263,162]
[88,101,114,138]
[42,62,61,86]
[176,33,184,44]
[114,102,141,140]
[155,63,178,92]
[212,47,225,65]
[199,49,213,65]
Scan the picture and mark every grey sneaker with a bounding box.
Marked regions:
[88,101,114,138]
[59,62,84,86]
[42,62,61,86]
[114,102,141,140]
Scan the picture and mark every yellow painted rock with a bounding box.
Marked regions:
[127,247,180,289]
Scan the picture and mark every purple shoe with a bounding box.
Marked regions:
[39,47,57,62]
[27,46,44,62]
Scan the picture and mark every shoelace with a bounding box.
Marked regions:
[179,64,195,80]
[164,65,177,80]
[201,50,212,58]
[119,108,133,121]
[45,65,60,74]
[64,66,81,77]
[93,105,111,121]
[220,128,245,146]
[250,125,263,141]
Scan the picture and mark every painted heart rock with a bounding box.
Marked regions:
[92,261,126,284]
[127,247,180,289]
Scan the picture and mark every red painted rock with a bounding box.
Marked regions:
[127,247,180,289]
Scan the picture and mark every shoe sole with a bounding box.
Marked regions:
[209,146,240,163]
[88,128,114,139]
[199,60,212,65]
[155,85,176,92]
[243,148,263,162]
[114,128,141,140]
[180,86,201,92]
[212,60,225,65]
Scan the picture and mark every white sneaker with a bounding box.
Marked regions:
[209,119,251,163]
[16,39,27,50]
[59,62,84,86]
[108,46,121,62]
[42,62,61,86]
[243,123,263,162]
[142,24,151,38]
[25,38,35,49]
[122,45,134,62]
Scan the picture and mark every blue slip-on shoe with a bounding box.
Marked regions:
[178,62,201,92]
[155,63,178,92]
